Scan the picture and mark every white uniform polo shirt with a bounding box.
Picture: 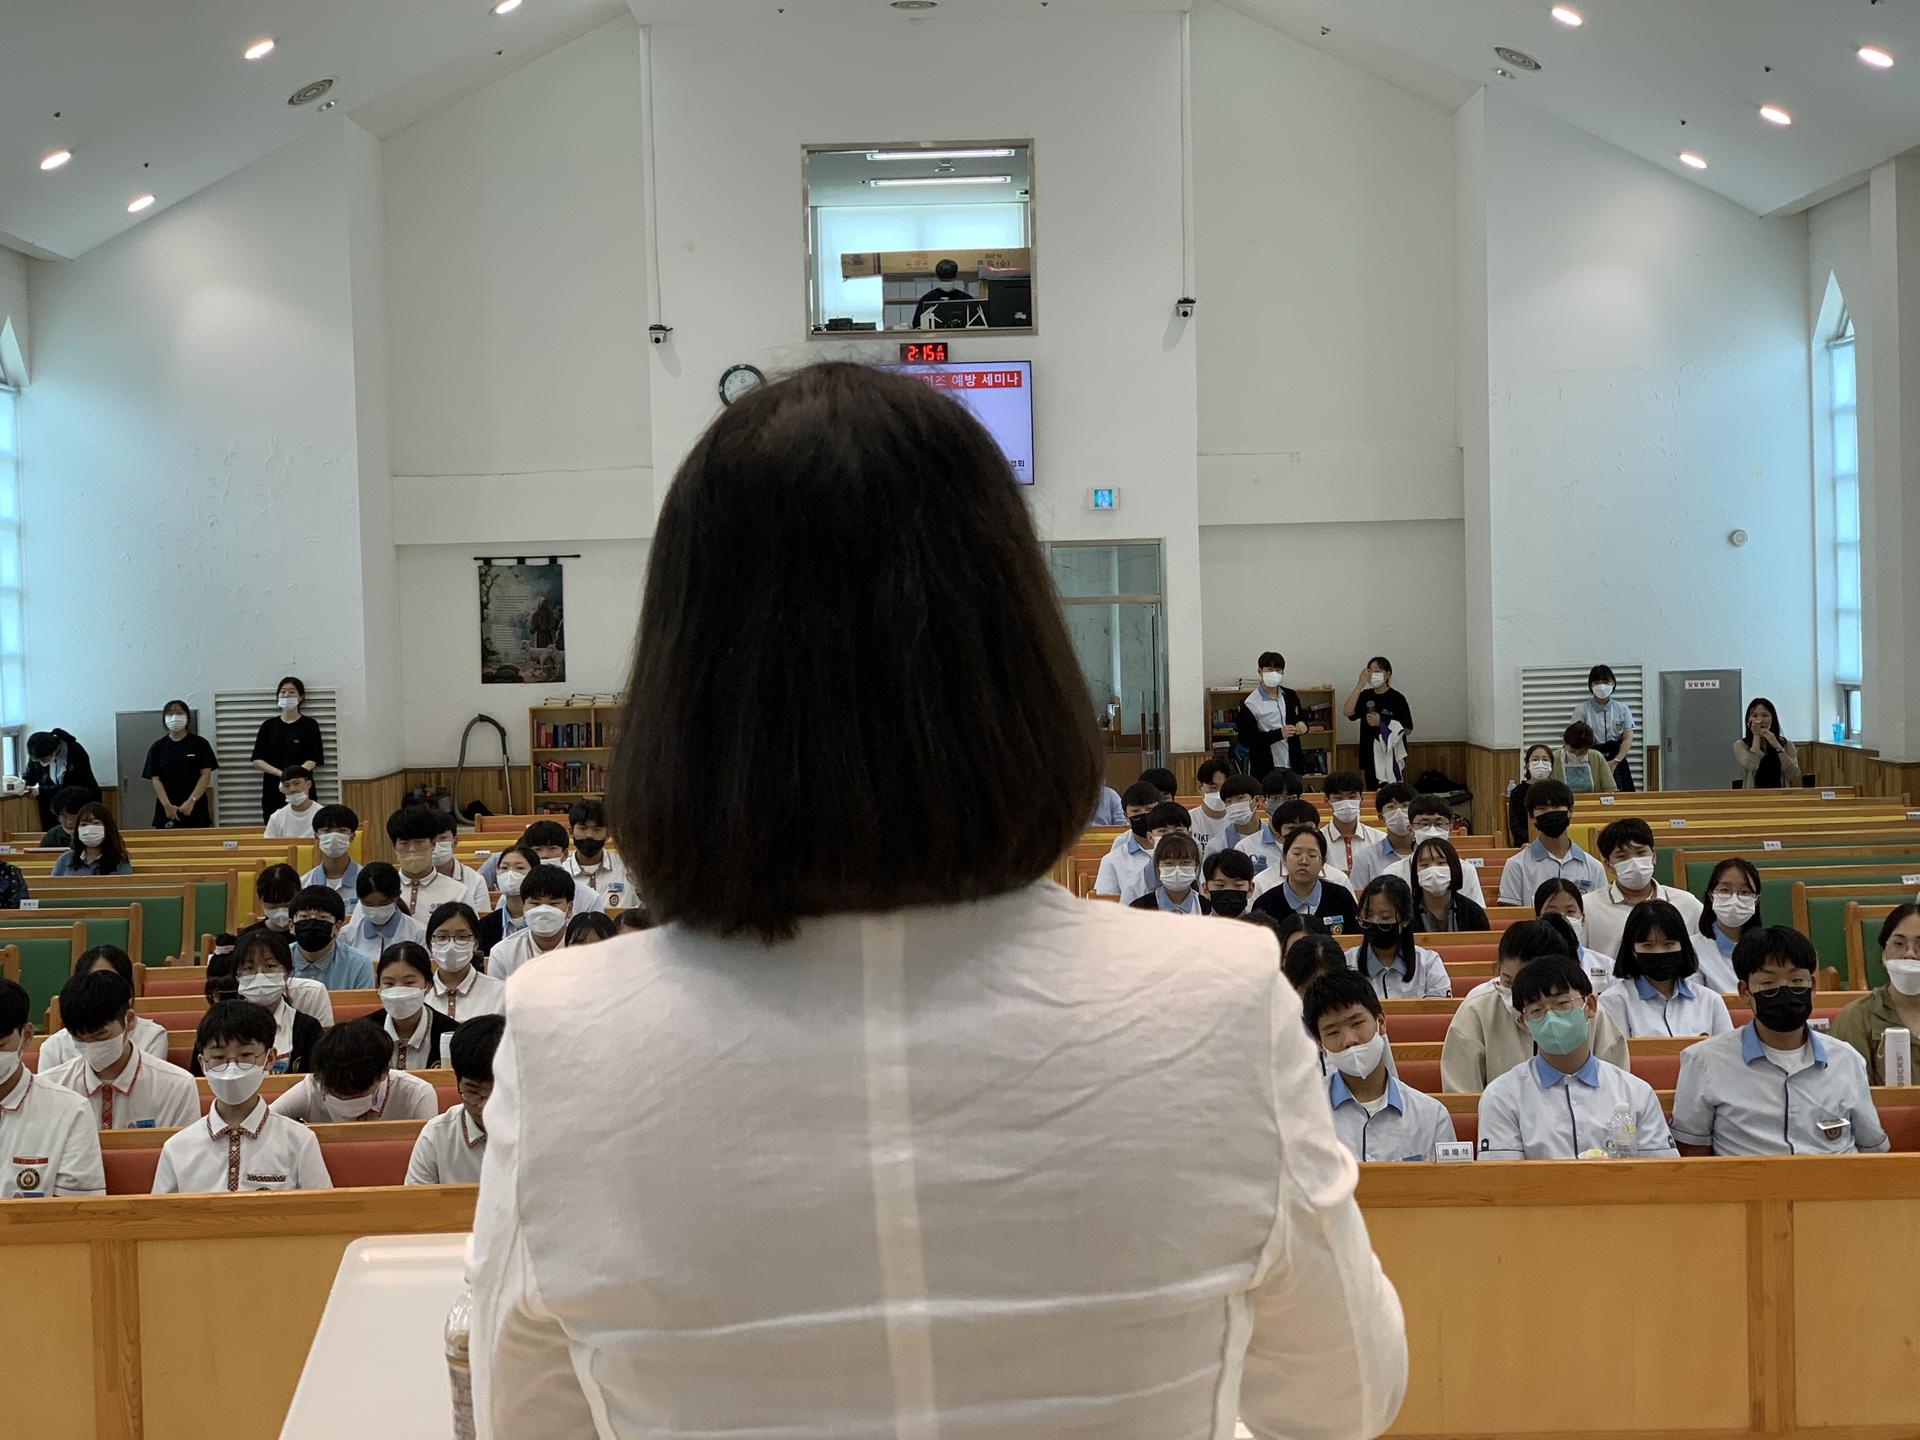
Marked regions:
[269,1070,440,1124]
[41,1049,199,1130]
[383,1013,448,1071]
[1690,931,1740,995]
[1094,837,1156,901]
[1251,860,1352,900]
[1583,883,1705,964]
[35,1014,168,1071]
[0,1071,104,1197]
[442,861,494,915]
[1202,820,1265,862]
[564,850,632,905]
[1597,976,1733,1038]
[427,966,506,1023]
[150,1097,334,1192]
[1320,821,1386,878]
[1478,1054,1677,1160]
[1324,1070,1456,1162]
[406,1105,487,1185]
[1671,1024,1889,1156]
[398,868,469,921]
[1349,944,1452,1000]
[487,926,570,982]
[264,801,319,839]
[1187,798,1231,845]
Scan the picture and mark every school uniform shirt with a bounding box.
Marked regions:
[41,1050,199,1131]
[486,926,568,982]
[1089,787,1126,826]
[1202,822,1266,863]
[384,1010,457,1071]
[264,801,319,839]
[406,1106,488,1185]
[1093,836,1157,901]
[1237,826,1357,891]
[150,1098,333,1193]
[1572,696,1635,754]
[1437,987,1633,1094]
[427,965,507,1022]
[1349,944,1452,1000]
[1381,853,1487,908]
[263,1000,322,1074]
[289,940,376,992]
[141,732,219,826]
[1495,840,1609,907]
[0,1072,105,1197]
[1690,930,1742,995]
[34,1014,169,1071]
[302,859,362,911]
[1320,821,1386,879]
[1348,837,1416,893]
[443,860,494,915]
[287,976,334,1026]
[339,907,428,956]
[51,852,133,876]
[270,1070,440,1124]
[1583,884,1705,966]
[1578,946,1619,997]
[1671,1024,1889,1156]
[1324,1070,1456,1163]
[1237,685,1305,778]
[1597,976,1733,1039]
[1478,1054,1677,1159]
[1412,892,1491,934]
[1127,887,1210,915]
[398,868,469,921]
[1252,877,1359,932]
[564,850,632,905]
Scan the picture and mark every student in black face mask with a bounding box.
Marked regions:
[1201,850,1256,918]
[1347,877,1452,999]
[565,800,633,908]
[1596,899,1732,1039]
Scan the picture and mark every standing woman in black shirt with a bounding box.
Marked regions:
[142,699,219,827]
[1342,656,1415,790]
[250,675,325,823]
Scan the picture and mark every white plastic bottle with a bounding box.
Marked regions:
[446,1236,477,1440]
[1602,1104,1637,1159]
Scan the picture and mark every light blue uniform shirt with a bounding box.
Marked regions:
[1597,975,1733,1038]
[1572,696,1635,748]
[1090,787,1126,826]
[1350,943,1452,1000]
[1153,887,1203,915]
[289,941,376,992]
[338,908,427,955]
[1496,839,1608,906]
[1478,1054,1677,1160]
[302,860,361,909]
[1671,1024,1889,1156]
[1325,1071,1456,1163]
[1093,837,1156,901]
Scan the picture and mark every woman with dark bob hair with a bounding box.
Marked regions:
[468,363,1405,1436]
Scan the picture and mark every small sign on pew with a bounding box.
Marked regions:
[0,846,15,855]
[1821,789,1837,800]
[19,899,38,909]
[1669,819,1687,829]
[1434,1142,1475,1164]
[1599,795,1616,805]
[1763,840,1783,851]
[1464,856,1484,867]
[1901,875,1920,887]
[222,840,239,850]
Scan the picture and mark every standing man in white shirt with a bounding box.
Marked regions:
[0,978,104,1197]
[1496,781,1609,905]
[263,769,321,840]
[562,800,632,908]
[387,807,471,920]
[1319,769,1384,878]
[1584,818,1704,960]
[41,970,198,1130]
[407,1014,503,1185]
[1236,652,1308,780]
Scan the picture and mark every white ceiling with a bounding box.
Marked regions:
[1224,0,1920,217]
[806,145,1033,208]
[0,0,626,260]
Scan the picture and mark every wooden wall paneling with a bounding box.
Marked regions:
[406,765,533,818]
[339,771,408,844]
[4,1243,96,1440]
[1800,742,1920,803]
[1168,751,1206,793]
[1792,1199,1920,1426]
[93,1239,142,1440]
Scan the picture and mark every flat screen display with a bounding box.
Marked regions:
[880,360,1034,485]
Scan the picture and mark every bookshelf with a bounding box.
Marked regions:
[528,700,622,813]
[1206,680,1337,778]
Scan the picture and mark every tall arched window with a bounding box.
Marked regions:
[1829,310,1861,736]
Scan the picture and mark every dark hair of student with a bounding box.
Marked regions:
[1408,793,1454,823]
[51,785,92,818]
[1587,664,1617,688]
[311,1020,392,1095]
[519,820,570,851]
[1596,817,1656,858]
[0,977,25,1037]
[279,769,313,789]
[1562,721,1598,751]
[563,912,619,947]
[1282,933,1348,992]
[1197,759,1231,786]
[1150,832,1202,870]
[1272,909,1328,950]
[1280,825,1327,860]
[1258,650,1285,669]
[425,902,482,943]
[292,885,346,922]
[76,944,135,986]
[1526,779,1574,814]
[497,844,543,872]
[204,930,294,1002]
[449,1013,507,1084]
[616,905,654,933]
[1260,769,1304,799]
[312,804,359,833]
[1269,799,1319,832]
[1144,801,1192,832]
[68,803,129,875]
[377,942,433,985]
[26,730,58,762]
[256,863,302,906]
[1522,743,1553,770]
[934,258,959,281]
[1535,914,1583,960]
[1878,903,1920,950]
[1531,877,1587,915]
[1373,781,1415,812]
[1324,769,1364,797]
[386,806,442,844]
[196,997,276,1053]
[59,968,133,1036]
[1204,849,1256,884]
[1356,875,1416,972]
[276,675,308,701]
[1511,953,1592,1013]
[567,799,608,828]
[1498,917,1574,966]
[1119,781,1161,811]
[1301,966,1383,1034]
[1138,768,1178,800]
[1612,900,1697,981]
[162,698,191,726]
[428,809,461,839]
[357,861,402,901]
[1412,837,1463,895]
[1699,859,1763,938]
[1219,774,1262,803]
[1741,697,1783,745]
[607,363,1099,942]
[1731,925,1818,983]
[522,863,575,906]
[1366,656,1393,675]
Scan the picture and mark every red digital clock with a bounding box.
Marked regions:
[899,340,950,363]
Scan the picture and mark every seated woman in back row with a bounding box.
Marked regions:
[52,804,132,876]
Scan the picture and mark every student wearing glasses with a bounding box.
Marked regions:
[1692,859,1762,995]
[1671,926,1887,1156]
[1829,904,1920,1083]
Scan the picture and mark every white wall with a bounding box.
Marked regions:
[646,13,1204,744]
[1469,96,1813,748]
[19,125,395,785]
[1199,519,1468,740]
[0,247,26,384]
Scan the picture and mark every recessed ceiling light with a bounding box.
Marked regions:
[491,0,522,12]
[243,37,276,60]
[869,174,1012,188]
[1859,45,1895,70]
[1679,152,1708,171]
[1550,5,1583,27]
[127,193,156,213]
[38,149,72,172]
[1759,104,1792,126]
[867,147,1016,161]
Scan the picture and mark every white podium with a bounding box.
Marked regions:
[280,1232,470,1439]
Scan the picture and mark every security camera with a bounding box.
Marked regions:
[648,323,674,345]
[1175,297,1196,319]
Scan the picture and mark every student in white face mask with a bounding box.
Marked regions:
[143,698,218,827]
[1507,745,1555,848]
[302,804,363,908]
[1318,770,1384,877]
[423,902,505,1021]
[270,1018,438,1124]
[1571,664,1637,792]
[1187,759,1234,843]
[1306,968,1454,1162]
[202,931,327,1074]
[1127,833,1210,915]
[1408,838,1490,934]
[1532,878,1617,995]
[339,862,429,954]
[1692,859,1762,995]
[1237,651,1307,780]
[480,846,540,951]
[1584,818,1704,960]
[375,943,460,1070]
[1830,905,1920,1083]
[486,864,576,981]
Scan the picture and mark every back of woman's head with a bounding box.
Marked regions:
[611,362,1101,941]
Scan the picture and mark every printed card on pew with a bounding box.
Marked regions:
[222,840,238,850]
[1434,1142,1475,1164]
[1821,790,1837,800]
[1902,875,1920,887]
[1763,840,1783,851]
[1464,857,1484,867]
[1669,819,1686,829]
[19,899,37,909]
[1599,796,1615,805]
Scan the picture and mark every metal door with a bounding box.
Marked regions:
[1657,671,1744,791]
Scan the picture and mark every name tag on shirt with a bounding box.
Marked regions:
[130,1119,156,1129]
